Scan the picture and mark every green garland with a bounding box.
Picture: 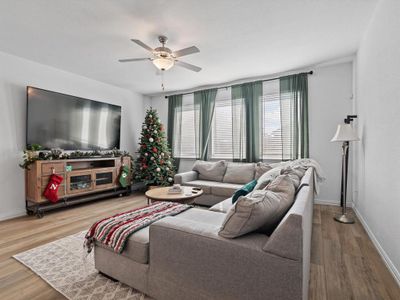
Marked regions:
[19,146,133,171]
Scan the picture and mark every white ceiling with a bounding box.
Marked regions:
[0,0,377,95]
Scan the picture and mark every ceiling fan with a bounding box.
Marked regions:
[119,35,202,72]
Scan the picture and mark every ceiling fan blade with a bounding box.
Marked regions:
[173,46,200,58]
[131,39,154,52]
[175,60,202,72]
[118,58,151,63]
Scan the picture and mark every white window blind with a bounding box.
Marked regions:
[173,94,198,158]
[262,80,293,160]
[210,88,246,159]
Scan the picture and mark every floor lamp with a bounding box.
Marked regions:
[331,115,359,224]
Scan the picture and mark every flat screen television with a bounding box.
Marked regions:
[26,87,121,150]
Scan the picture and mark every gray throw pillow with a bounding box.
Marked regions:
[280,166,307,189]
[223,163,255,184]
[218,175,295,238]
[192,160,227,181]
[254,162,273,180]
[253,167,282,190]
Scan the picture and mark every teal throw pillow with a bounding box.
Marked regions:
[232,180,257,204]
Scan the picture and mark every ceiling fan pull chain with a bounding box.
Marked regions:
[161,71,165,91]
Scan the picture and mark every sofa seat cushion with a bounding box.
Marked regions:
[210,182,243,197]
[222,163,255,184]
[175,208,226,226]
[181,180,212,194]
[183,180,242,197]
[93,208,226,265]
[209,197,234,213]
[95,226,149,264]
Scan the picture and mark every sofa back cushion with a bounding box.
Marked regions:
[193,160,227,182]
[254,162,273,180]
[218,175,295,238]
[222,163,255,184]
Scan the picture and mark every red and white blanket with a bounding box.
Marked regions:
[85,201,191,254]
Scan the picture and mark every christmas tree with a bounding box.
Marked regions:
[134,108,175,186]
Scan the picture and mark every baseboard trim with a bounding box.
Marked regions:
[353,206,400,287]
[0,211,26,222]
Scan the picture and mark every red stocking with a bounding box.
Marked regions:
[43,174,64,203]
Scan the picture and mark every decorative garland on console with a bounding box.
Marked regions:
[19,144,133,171]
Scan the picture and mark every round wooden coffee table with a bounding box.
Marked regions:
[145,186,203,204]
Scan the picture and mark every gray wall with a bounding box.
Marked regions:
[147,61,354,205]
[0,51,144,220]
[354,0,400,284]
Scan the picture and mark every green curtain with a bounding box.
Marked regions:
[167,94,183,170]
[280,73,309,159]
[232,81,263,162]
[194,89,217,160]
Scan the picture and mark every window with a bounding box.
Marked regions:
[210,88,246,159]
[261,80,293,160]
[173,94,198,158]
[171,78,298,161]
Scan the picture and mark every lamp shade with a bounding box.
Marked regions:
[331,124,360,142]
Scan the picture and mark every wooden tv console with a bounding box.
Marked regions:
[25,156,131,218]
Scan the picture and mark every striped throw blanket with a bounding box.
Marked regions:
[85,201,191,254]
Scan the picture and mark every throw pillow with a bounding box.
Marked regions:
[254,162,273,180]
[192,160,227,181]
[253,167,282,190]
[223,163,255,184]
[232,180,257,203]
[258,174,296,235]
[280,166,307,189]
[218,175,295,238]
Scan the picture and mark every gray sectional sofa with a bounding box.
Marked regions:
[93,164,315,300]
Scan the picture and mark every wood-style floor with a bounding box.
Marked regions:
[0,194,399,300]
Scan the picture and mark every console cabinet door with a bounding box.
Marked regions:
[66,170,94,195]
[94,168,116,190]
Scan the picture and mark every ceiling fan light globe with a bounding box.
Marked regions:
[153,57,174,71]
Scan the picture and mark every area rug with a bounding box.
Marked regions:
[13,231,152,300]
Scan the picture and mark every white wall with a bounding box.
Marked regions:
[147,62,354,204]
[0,51,144,220]
[309,62,354,204]
[354,0,400,284]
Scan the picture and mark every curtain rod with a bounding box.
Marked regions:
[164,70,313,99]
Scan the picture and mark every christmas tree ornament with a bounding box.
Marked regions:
[161,152,165,156]
[154,130,158,134]
[156,167,161,172]
[149,137,154,143]
[168,177,173,182]
[150,156,155,161]
[145,153,148,156]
